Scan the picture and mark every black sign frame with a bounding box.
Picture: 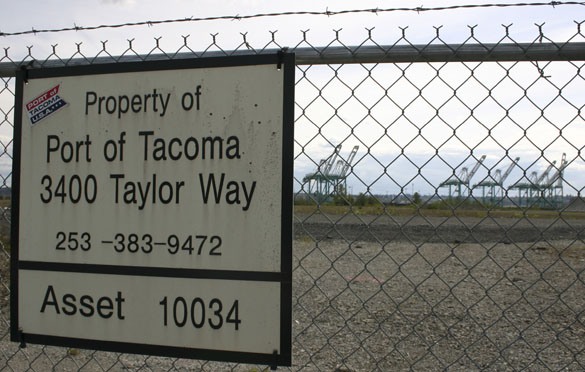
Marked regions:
[11,53,294,368]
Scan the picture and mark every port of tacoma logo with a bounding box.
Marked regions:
[25,85,68,125]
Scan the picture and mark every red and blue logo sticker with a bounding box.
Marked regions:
[25,84,68,125]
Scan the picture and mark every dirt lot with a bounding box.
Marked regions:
[290,213,585,371]
[0,212,584,371]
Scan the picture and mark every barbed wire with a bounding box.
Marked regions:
[1,1,584,38]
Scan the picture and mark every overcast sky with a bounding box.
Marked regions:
[1,1,584,196]
[1,1,581,53]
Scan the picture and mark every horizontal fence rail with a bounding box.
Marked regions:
[1,42,585,77]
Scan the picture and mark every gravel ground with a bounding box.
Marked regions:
[0,213,584,371]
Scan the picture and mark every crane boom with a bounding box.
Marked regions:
[341,146,359,176]
[494,169,502,183]
[545,153,568,187]
[331,160,344,176]
[536,160,556,185]
[456,167,469,183]
[466,155,486,183]
[499,157,520,184]
[322,145,341,176]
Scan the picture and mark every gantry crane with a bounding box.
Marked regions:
[510,153,568,208]
[440,155,486,198]
[322,145,341,177]
[303,145,359,202]
[542,153,568,207]
[510,161,554,207]
[330,146,358,177]
[474,157,520,205]
[535,161,557,186]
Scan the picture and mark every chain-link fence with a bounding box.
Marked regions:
[1,23,585,371]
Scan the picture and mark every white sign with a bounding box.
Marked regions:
[12,54,293,367]
[20,271,280,353]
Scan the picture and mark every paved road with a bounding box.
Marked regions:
[294,213,585,243]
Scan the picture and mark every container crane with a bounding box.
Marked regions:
[340,145,359,177]
[474,157,520,204]
[542,153,568,207]
[322,145,341,176]
[302,145,359,202]
[510,153,571,208]
[535,160,557,186]
[499,157,520,185]
[440,155,486,198]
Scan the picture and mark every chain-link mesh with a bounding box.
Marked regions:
[1,24,585,371]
